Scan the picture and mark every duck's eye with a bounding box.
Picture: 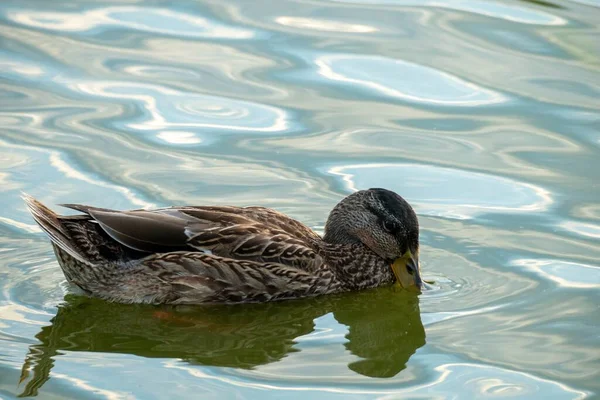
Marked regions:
[382,220,398,233]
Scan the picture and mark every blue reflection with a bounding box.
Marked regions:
[512,259,600,289]
[7,6,259,39]
[314,54,507,106]
[327,163,553,219]
[60,80,297,141]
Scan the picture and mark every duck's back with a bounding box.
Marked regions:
[57,203,324,267]
[24,195,336,304]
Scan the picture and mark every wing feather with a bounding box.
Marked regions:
[62,204,323,271]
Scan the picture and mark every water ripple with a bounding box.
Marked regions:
[275,16,378,33]
[512,259,600,289]
[326,0,568,25]
[59,80,296,136]
[327,163,553,219]
[315,54,507,106]
[7,6,259,39]
[559,220,600,240]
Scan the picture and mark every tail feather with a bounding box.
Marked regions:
[22,194,87,264]
[58,203,114,215]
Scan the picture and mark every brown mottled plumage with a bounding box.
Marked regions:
[23,188,421,304]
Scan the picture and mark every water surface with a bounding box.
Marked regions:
[0,0,599,398]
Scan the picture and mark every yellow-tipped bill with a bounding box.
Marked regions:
[390,250,422,291]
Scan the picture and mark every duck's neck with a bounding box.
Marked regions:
[322,204,361,246]
[317,242,395,290]
[322,228,359,246]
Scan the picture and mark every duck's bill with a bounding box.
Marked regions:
[391,254,422,291]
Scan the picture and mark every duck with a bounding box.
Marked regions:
[23,188,421,304]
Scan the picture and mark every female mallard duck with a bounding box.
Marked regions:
[24,188,421,304]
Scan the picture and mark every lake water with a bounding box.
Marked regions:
[1,0,599,398]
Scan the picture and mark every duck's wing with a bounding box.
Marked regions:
[60,204,324,271]
[213,206,322,243]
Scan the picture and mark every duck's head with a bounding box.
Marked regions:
[324,188,421,290]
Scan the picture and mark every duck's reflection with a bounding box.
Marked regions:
[19,288,425,397]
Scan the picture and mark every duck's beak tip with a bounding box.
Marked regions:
[391,252,422,292]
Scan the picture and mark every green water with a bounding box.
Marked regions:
[1,0,599,398]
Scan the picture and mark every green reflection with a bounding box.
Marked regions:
[19,288,425,397]
[518,0,564,9]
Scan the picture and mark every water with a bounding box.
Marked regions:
[0,0,599,398]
